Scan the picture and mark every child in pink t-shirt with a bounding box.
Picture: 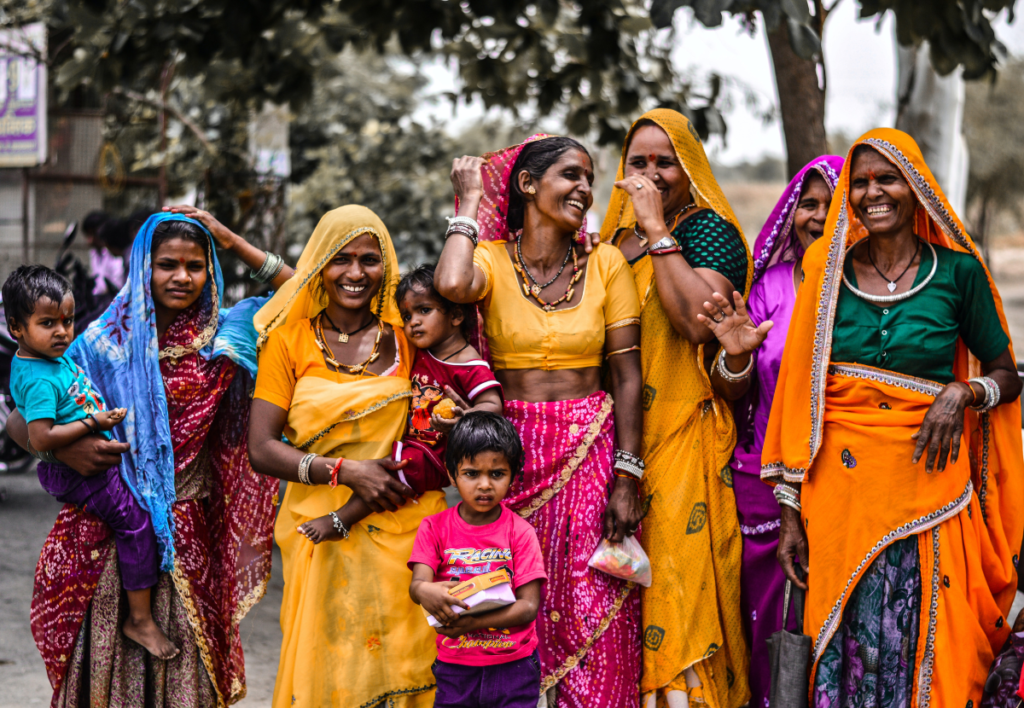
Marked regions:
[409,412,546,708]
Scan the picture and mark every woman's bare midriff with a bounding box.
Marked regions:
[496,367,601,403]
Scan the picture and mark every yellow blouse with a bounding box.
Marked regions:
[473,241,640,370]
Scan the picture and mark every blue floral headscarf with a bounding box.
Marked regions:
[68,212,263,570]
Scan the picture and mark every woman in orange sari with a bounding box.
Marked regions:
[762,128,1023,705]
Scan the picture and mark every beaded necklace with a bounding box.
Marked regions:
[512,239,582,312]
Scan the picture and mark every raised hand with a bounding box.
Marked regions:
[450,156,485,204]
[162,205,237,250]
[697,290,773,357]
[613,174,666,236]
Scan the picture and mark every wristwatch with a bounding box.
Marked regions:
[649,236,676,251]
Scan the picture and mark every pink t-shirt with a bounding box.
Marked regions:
[409,503,547,666]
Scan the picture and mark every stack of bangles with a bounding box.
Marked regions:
[715,348,753,382]
[445,216,479,246]
[614,449,645,493]
[773,482,801,512]
[297,453,317,486]
[967,376,1000,413]
[250,250,285,284]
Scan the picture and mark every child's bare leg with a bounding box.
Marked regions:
[298,496,372,544]
[123,588,179,660]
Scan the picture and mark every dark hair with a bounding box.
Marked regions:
[395,263,466,328]
[97,218,133,252]
[622,118,660,157]
[445,411,524,481]
[83,210,111,236]
[2,265,73,328]
[151,219,210,262]
[506,136,591,232]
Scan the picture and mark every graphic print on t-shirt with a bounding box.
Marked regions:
[439,544,517,652]
[407,374,444,445]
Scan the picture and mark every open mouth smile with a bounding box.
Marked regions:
[341,284,367,293]
[567,199,585,212]
[865,205,894,216]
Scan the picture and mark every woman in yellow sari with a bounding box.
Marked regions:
[763,129,1023,705]
[247,205,446,707]
[600,108,751,708]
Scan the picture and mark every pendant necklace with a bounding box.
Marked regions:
[314,313,383,375]
[634,201,698,248]
[515,239,572,297]
[320,310,375,343]
[867,238,920,293]
[513,240,582,311]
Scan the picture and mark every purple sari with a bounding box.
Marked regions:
[732,155,844,707]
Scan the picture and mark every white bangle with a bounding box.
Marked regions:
[447,215,480,234]
[716,348,753,382]
[297,453,317,485]
[968,376,1000,412]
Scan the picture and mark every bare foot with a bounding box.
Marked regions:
[297,515,344,544]
[123,616,179,660]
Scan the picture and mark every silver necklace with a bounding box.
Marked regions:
[515,238,572,294]
[842,239,937,304]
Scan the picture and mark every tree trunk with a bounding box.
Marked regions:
[766,23,828,179]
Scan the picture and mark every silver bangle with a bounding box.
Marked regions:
[297,453,317,485]
[328,511,350,540]
[446,225,478,246]
[614,459,644,480]
[716,348,753,382]
[777,496,802,513]
[968,376,1000,413]
[31,444,58,464]
[251,251,285,284]
[773,482,801,512]
[447,215,479,234]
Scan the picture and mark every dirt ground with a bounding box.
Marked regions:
[0,471,284,707]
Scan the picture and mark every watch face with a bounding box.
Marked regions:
[651,237,675,251]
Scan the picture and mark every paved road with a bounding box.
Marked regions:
[0,469,283,707]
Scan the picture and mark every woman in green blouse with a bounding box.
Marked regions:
[733,129,1024,705]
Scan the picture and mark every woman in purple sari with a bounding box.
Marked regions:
[701,155,843,706]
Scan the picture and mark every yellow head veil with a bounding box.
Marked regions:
[254,205,401,349]
[599,109,750,290]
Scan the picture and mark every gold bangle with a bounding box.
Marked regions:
[606,345,640,358]
[605,317,640,332]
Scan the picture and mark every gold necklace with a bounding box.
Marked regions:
[314,313,383,376]
[512,240,581,312]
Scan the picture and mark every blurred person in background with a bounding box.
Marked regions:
[83,210,123,296]
[699,155,844,708]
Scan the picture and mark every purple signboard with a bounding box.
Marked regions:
[0,23,46,167]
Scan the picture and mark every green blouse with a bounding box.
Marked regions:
[831,243,1008,384]
[671,210,749,294]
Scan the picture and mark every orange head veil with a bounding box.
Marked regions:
[598,108,753,295]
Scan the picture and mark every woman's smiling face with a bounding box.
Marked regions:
[520,149,594,233]
[319,233,384,311]
[849,147,917,237]
[624,123,691,218]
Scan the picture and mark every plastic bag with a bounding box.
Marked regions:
[587,535,653,587]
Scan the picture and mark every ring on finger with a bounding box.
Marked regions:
[712,311,726,323]
[634,183,643,189]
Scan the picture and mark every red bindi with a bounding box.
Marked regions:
[649,153,657,164]
[867,170,877,180]
[178,258,187,266]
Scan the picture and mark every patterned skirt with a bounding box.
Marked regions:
[502,392,641,708]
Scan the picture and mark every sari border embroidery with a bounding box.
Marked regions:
[296,390,412,451]
[827,364,944,398]
[811,480,972,664]
[356,683,436,708]
[171,566,227,706]
[917,526,940,707]
[740,519,781,536]
[809,194,848,466]
[979,413,991,524]
[760,460,807,483]
[515,394,613,519]
[539,581,636,693]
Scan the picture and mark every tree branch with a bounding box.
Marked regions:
[109,86,217,155]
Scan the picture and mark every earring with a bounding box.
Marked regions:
[526,186,536,195]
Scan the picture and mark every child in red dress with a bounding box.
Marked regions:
[299,264,503,543]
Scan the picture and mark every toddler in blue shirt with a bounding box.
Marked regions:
[4,265,178,660]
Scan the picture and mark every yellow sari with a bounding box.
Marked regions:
[762,129,1024,704]
[601,109,751,707]
[254,205,444,708]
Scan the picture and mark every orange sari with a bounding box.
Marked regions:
[761,128,1023,704]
